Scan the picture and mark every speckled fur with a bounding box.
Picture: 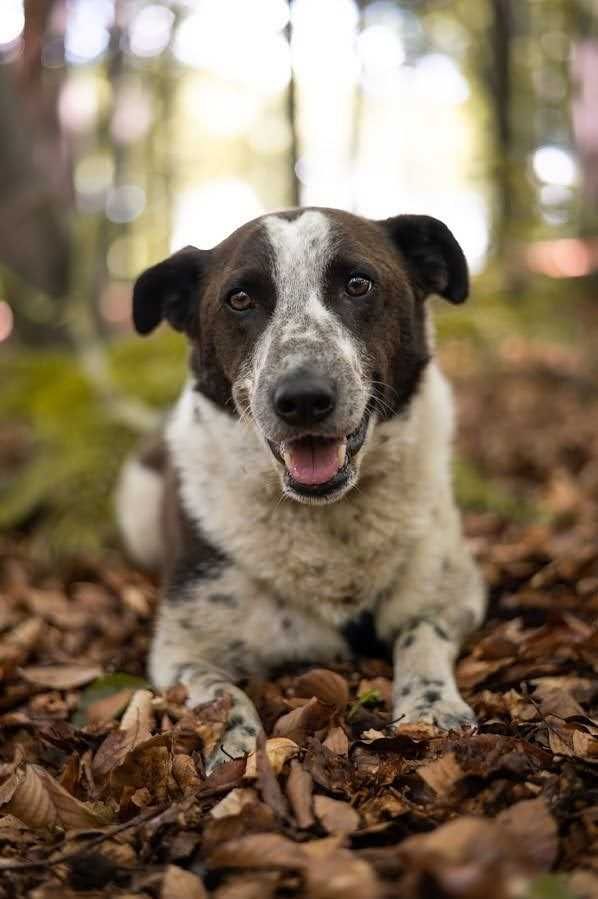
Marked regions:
[118,208,486,768]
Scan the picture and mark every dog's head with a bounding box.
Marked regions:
[133,208,468,504]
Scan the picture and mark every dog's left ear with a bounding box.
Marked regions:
[380,214,469,303]
[132,245,208,335]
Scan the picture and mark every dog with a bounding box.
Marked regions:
[116,207,486,771]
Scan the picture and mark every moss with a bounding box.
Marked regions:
[454,456,540,522]
[109,330,186,405]
[0,333,186,559]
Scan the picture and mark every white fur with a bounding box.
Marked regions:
[258,211,361,374]
[115,457,163,569]
[166,362,482,631]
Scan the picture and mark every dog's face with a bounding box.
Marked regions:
[133,208,468,504]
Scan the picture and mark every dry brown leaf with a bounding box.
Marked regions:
[255,731,289,819]
[286,759,314,829]
[546,716,598,759]
[161,864,207,899]
[19,664,103,690]
[294,669,350,708]
[208,832,306,870]
[273,697,333,744]
[323,726,349,756]
[120,688,153,738]
[93,692,157,780]
[313,795,360,834]
[496,797,558,870]
[418,752,464,796]
[244,738,298,778]
[180,694,233,759]
[86,687,136,725]
[359,728,386,743]
[533,682,585,718]
[456,655,511,689]
[0,618,43,669]
[0,760,111,831]
[568,869,598,899]
[172,753,202,793]
[303,838,381,899]
[359,791,408,827]
[399,797,557,896]
[211,788,259,819]
[212,873,280,899]
[109,734,174,803]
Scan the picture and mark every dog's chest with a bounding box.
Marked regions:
[168,381,447,625]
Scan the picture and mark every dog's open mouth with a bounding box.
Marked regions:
[268,412,369,499]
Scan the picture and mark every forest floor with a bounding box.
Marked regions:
[1,337,597,899]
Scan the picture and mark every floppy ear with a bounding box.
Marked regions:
[132,245,208,335]
[380,214,469,303]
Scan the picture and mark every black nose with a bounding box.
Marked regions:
[273,374,336,426]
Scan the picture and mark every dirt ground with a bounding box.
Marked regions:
[1,340,597,899]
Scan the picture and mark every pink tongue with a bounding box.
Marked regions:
[286,439,340,486]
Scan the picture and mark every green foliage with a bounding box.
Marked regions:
[454,457,539,522]
[0,332,185,559]
[436,276,587,349]
[525,874,577,899]
[347,688,382,721]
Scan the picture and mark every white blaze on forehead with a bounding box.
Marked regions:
[264,210,333,326]
[252,209,362,379]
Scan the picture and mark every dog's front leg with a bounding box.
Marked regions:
[149,590,264,774]
[377,543,485,730]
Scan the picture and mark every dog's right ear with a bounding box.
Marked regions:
[132,245,208,335]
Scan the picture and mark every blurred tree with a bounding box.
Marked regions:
[0,0,71,339]
[285,0,300,207]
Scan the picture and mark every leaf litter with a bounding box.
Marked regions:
[1,347,598,898]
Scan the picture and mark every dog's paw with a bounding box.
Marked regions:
[394,682,476,731]
[205,712,262,775]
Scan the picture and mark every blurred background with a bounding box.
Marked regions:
[1,0,597,557]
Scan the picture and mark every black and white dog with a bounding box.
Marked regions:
[117,207,485,771]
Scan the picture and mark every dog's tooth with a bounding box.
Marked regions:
[337,441,347,467]
[281,444,291,468]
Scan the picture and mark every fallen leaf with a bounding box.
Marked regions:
[255,731,289,819]
[323,726,349,756]
[161,864,207,899]
[92,691,156,779]
[303,838,381,899]
[295,669,350,708]
[19,665,103,690]
[208,832,306,870]
[211,788,259,819]
[172,754,202,794]
[496,798,558,870]
[85,687,136,726]
[0,758,111,831]
[286,759,314,829]
[212,873,280,899]
[273,697,333,745]
[314,795,360,834]
[244,738,298,778]
[73,673,149,727]
[119,688,153,737]
[418,752,465,796]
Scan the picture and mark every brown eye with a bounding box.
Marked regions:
[346,275,372,297]
[227,290,254,312]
